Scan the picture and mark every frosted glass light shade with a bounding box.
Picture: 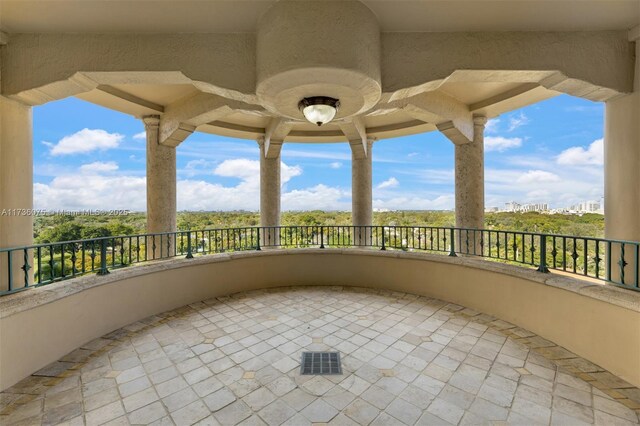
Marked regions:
[298,97,340,126]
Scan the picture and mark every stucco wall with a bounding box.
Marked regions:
[0,250,638,391]
[1,31,633,105]
[381,31,634,100]
[0,34,257,104]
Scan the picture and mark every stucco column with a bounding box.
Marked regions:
[604,30,640,283]
[144,115,176,259]
[0,96,33,291]
[351,139,373,246]
[455,115,486,255]
[258,139,281,247]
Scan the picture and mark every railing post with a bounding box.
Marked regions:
[7,251,13,291]
[537,234,550,273]
[320,226,325,249]
[618,243,627,285]
[380,226,386,251]
[97,239,110,275]
[448,228,457,257]
[255,227,261,251]
[22,249,31,289]
[186,232,194,259]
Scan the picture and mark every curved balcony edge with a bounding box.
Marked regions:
[0,248,638,391]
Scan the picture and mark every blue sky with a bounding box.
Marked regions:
[33,94,604,212]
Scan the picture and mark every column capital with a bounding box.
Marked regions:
[257,136,282,158]
[473,115,488,127]
[142,115,160,128]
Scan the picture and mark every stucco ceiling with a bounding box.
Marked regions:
[1,0,633,144]
[1,0,638,34]
[74,81,558,142]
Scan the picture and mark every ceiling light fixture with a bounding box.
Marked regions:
[298,96,340,126]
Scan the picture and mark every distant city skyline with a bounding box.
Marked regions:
[488,197,603,215]
[33,94,604,212]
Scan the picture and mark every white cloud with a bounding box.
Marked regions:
[213,159,302,184]
[34,157,349,212]
[282,185,350,211]
[526,189,551,200]
[79,161,119,174]
[485,136,522,152]
[484,165,602,209]
[50,128,124,155]
[508,112,530,131]
[34,173,146,211]
[373,194,454,211]
[176,179,257,211]
[133,131,146,140]
[329,162,343,169]
[485,118,500,134]
[516,170,560,184]
[214,158,259,179]
[180,161,342,211]
[181,159,215,177]
[556,139,603,166]
[376,177,399,189]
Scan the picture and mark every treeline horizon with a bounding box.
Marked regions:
[33,210,604,244]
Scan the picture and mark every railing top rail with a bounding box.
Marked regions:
[1,225,638,253]
[0,227,262,253]
[1,224,638,296]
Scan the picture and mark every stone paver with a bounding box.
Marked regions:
[1,286,639,425]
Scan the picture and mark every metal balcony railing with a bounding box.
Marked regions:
[1,226,638,295]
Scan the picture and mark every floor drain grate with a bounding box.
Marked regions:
[300,351,342,375]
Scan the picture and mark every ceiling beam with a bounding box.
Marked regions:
[339,117,369,159]
[97,85,164,113]
[263,118,293,159]
[160,93,264,147]
[207,121,265,134]
[401,91,473,145]
[435,121,470,145]
[468,83,539,111]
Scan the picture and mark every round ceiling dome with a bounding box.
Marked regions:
[256,0,382,123]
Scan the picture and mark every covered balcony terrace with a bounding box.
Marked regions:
[1,283,639,425]
[1,0,640,425]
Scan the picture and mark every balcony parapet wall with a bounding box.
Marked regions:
[0,249,638,391]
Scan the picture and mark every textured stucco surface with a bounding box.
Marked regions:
[605,92,640,244]
[351,141,373,228]
[605,37,640,246]
[381,31,634,100]
[455,116,486,233]
[1,31,633,106]
[0,34,257,104]
[144,116,177,245]
[259,141,281,248]
[0,96,33,291]
[256,0,381,119]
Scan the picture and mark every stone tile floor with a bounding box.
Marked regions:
[1,286,639,426]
